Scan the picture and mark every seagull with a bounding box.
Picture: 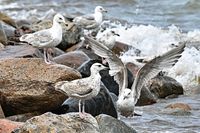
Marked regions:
[19,13,66,64]
[84,35,186,117]
[73,6,107,31]
[97,30,120,50]
[55,63,108,118]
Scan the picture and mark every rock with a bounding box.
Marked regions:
[51,84,118,118]
[13,112,100,133]
[0,44,43,59]
[31,19,82,51]
[136,86,157,106]
[0,58,81,116]
[6,112,41,122]
[165,103,191,111]
[96,114,137,133]
[0,105,5,118]
[112,41,141,56]
[126,62,140,78]
[148,74,184,98]
[54,51,90,69]
[0,119,23,133]
[0,12,18,28]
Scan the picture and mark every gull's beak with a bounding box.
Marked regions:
[114,33,120,36]
[102,66,109,70]
[103,9,107,13]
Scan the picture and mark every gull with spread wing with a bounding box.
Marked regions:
[20,13,66,64]
[84,35,185,117]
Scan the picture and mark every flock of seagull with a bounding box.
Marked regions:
[19,6,186,118]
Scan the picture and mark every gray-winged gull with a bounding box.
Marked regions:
[84,35,186,117]
[55,63,108,118]
[20,13,66,64]
[73,6,107,31]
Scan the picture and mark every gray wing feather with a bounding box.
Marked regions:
[20,30,53,47]
[55,79,93,97]
[131,42,186,104]
[84,35,128,96]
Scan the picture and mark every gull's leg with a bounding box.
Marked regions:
[79,100,84,119]
[46,48,56,64]
[43,48,50,64]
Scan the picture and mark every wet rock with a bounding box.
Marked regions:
[148,74,184,98]
[96,114,137,133]
[136,86,157,106]
[51,84,118,118]
[112,41,140,56]
[0,119,23,133]
[0,58,81,116]
[31,19,82,51]
[126,62,140,78]
[6,112,41,122]
[54,51,90,69]
[0,44,43,59]
[165,103,191,111]
[13,112,100,133]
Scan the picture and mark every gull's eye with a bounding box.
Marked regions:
[97,65,101,67]
[59,17,62,20]
[111,31,115,34]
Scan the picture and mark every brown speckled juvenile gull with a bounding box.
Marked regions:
[84,35,186,117]
[20,13,66,64]
[55,63,107,118]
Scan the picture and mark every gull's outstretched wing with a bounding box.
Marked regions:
[84,35,128,96]
[131,42,186,104]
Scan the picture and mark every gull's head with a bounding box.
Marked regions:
[90,63,108,73]
[54,13,66,24]
[117,88,135,117]
[95,6,107,13]
[110,30,120,37]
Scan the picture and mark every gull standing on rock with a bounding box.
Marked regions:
[97,30,120,50]
[20,13,66,64]
[73,6,107,32]
[84,35,186,117]
[55,63,108,118]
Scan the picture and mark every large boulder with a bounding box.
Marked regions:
[0,58,81,116]
[54,51,90,69]
[51,84,118,118]
[0,45,43,59]
[148,74,184,98]
[13,112,100,133]
[96,114,137,133]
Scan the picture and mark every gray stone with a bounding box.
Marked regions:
[96,114,137,133]
[13,112,100,133]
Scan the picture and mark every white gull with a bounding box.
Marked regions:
[73,6,107,31]
[97,30,120,50]
[84,35,186,117]
[55,63,107,118]
[20,13,66,64]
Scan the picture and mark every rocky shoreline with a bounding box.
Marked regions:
[0,12,185,133]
